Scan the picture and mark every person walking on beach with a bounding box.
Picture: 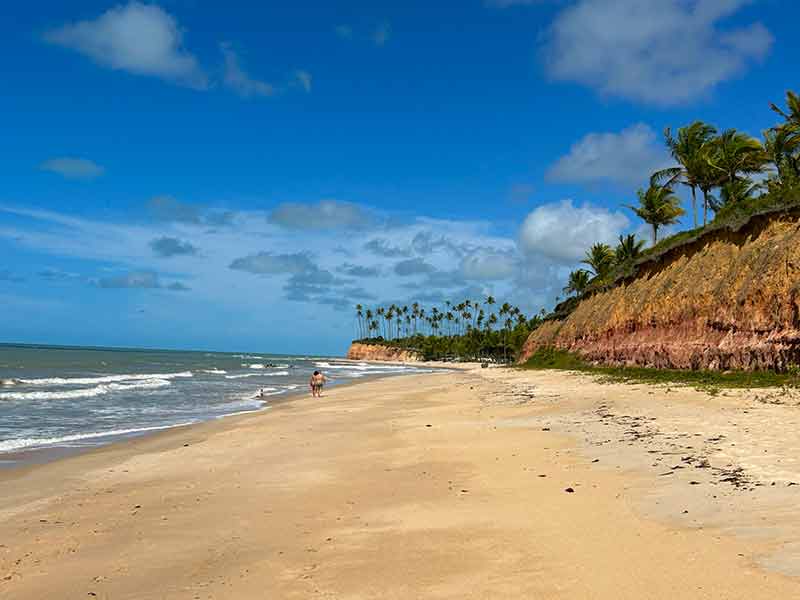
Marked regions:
[309,370,327,397]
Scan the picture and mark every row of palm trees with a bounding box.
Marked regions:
[354,297,541,361]
[564,89,800,298]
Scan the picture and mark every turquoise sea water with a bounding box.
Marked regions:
[0,344,434,455]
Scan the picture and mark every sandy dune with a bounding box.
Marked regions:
[2,369,800,598]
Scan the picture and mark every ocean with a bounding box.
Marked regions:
[0,344,435,458]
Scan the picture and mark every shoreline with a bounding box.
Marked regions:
[0,365,449,473]
[4,367,800,598]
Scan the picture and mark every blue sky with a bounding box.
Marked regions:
[0,0,795,354]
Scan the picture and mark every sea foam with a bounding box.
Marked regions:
[19,371,193,386]
[0,422,195,453]
[0,379,171,401]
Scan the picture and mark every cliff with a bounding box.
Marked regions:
[520,206,800,371]
[346,342,423,362]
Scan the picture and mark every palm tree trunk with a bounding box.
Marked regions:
[690,186,697,228]
[702,189,709,226]
[652,224,658,245]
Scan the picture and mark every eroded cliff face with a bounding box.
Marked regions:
[346,342,422,362]
[520,211,800,371]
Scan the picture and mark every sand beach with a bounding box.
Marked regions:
[3,366,800,598]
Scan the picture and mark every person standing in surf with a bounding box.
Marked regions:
[309,370,327,397]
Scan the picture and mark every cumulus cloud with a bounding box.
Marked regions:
[98,271,160,289]
[229,252,314,275]
[364,238,411,258]
[40,157,104,180]
[220,42,275,98]
[337,263,381,277]
[519,199,629,263]
[542,0,773,105]
[411,231,466,257]
[546,123,671,186]
[269,200,374,230]
[149,236,198,258]
[394,258,436,276]
[44,2,207,89]
[460,251,517,281]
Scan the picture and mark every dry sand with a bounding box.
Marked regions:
[2,368,800,598]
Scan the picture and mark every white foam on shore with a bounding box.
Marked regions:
[0,422,196,453]
[225,373,261,379]
[315,361,418,372]
[201,369,227,374]
[0,379,171,401]
[19,371,193,386]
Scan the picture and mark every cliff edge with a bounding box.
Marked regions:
[520,207,800,371]
[346,342,422,362]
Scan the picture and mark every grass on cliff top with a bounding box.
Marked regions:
[519,348,798,390]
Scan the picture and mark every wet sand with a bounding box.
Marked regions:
[2,368,800,598]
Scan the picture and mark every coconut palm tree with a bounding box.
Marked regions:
[563,269,591,297]
[764,126,800,184]
[581,243,616,283]
[627,185,685,245]
[716,177,762,209]
[706,129,767,192]
[765,90,800,188]
[652,121,717,228]
[614,234,646,264]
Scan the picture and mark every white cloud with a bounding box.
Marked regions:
[542,0,773,105]
[460,251,517,281]
[221,43,275,98]
[229,252,314,275]
[519,199,629,263]
[268,200,373,230]
[44,2,207,89]
[98,271,160,289]
[394,258,436,276]
[546,123,671,186]
[294,70,312,93]
[40,157,104,180]
[0,201,606,349]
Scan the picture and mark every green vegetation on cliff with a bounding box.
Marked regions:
[557,89,800,320]
[521,348,799,390]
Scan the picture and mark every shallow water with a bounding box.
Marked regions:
[0,344,436,455]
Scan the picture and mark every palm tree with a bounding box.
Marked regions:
[764,126,800,184]
[614,234,645,264]
[653,121,717,228]
[627,185,685,245]
[563,269,591,297]
[716,177,761,209]
[770,90,800,127]
[581,243,616,283]
[706,129,767,193]
[765,90,800,187]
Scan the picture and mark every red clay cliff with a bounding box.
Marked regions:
[519,209,800,371]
